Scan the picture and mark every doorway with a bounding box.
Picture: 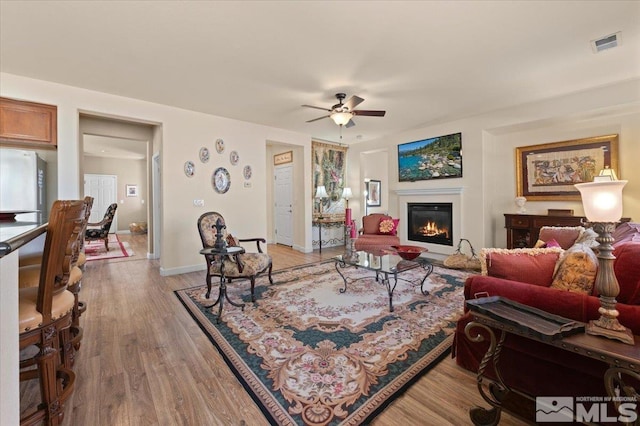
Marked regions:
[274,164,293,246]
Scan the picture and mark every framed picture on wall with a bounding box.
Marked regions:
[516,134,618,201]
[126,184,138,197]
[366,180,381,206]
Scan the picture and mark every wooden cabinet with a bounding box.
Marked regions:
[0,97,57,149]
[504,213,630,248]
[505,214,587,248]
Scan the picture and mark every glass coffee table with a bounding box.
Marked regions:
[333,251,434,312]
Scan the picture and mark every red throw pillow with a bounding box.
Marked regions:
[378,218,399,236]
[480,247,563,287]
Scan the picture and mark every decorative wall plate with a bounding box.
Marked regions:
[213,167,231,194]
[230,150,239,165]
[243,165,252,180]
[184,161,195,177]
[215,138,225,154]
[199,147,210,163]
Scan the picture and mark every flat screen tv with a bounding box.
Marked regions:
[398,132,462,182]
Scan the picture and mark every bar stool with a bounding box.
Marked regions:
[18,197,93,359]
[19,199,86,425]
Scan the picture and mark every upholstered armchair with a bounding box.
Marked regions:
[197,211,273,302]
[85,203,118,251]
[354,213,400,253]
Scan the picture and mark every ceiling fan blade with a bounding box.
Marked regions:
[353,110,386,117]
[345,119,356,128]
[302,104,331,112]
[343,95,364,111]
[306,115,330,123]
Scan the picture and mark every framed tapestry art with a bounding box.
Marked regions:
[516,134,619,201]
[312,141,347,219]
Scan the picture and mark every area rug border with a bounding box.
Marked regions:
[175,290,296,424]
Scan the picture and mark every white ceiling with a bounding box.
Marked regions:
[1,1,639,146]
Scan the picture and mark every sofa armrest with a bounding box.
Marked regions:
[463,275,640,334]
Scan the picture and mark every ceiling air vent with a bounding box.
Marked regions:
[591,32,621,53]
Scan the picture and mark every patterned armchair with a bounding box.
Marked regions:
[85,203,118,251]
[197,211,273,302]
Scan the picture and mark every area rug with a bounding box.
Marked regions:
[176,260,473,426]
[84,233,134,261]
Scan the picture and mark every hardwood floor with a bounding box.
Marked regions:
[23,234,525,425]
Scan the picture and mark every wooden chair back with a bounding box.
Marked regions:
[37,199,86,323]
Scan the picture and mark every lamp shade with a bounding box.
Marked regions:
[315,185,328,199]
[331,112,353,126]
[575,180,627,222]
[341,187,353,200]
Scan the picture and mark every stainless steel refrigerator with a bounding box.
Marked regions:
[0,148,47,222]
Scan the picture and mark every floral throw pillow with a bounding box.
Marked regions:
[378,218,399,236]
[550,243,598,294]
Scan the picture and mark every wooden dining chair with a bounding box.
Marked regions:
[85,203,117,251]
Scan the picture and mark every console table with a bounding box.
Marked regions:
[504,214,631,249]
[313,218,344,252]
[464,297,639,425]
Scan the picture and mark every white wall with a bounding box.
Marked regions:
[348,78,640,256]
[0,72,313,274]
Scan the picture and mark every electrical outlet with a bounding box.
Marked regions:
[193,199,205,207]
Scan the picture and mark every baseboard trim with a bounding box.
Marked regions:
[160,263,206,277]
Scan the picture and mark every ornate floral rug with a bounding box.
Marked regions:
[175,260,473,425]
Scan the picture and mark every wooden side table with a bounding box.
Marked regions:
[199,246,246,322]
[464,297,639,425]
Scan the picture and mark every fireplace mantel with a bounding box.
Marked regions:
[394,187,463,196]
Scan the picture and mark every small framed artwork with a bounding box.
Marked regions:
[274,151,293,165]
[126,184,138,197]
[516,134,618,201]
[366,180,381,206]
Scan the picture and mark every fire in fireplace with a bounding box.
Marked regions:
[407,202,453,246]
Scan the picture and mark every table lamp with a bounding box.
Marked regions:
[575,179,633,344]
[315,185,328,219]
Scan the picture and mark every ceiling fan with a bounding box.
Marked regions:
[302,93,386,128]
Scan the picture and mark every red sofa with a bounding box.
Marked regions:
[453,240,640,399]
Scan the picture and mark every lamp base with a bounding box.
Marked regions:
[586,319,635,345]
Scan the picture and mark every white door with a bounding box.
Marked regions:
[84,174,117,232]
[274,165,293,246]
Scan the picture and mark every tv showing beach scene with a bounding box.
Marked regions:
[398,132,462,182]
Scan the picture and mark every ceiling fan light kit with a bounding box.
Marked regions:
[303,93,386,128]
[331,112,353,126]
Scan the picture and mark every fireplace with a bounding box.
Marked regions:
[407,203,453,246]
